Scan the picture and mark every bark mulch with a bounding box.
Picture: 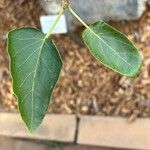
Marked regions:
[0,0,149,121]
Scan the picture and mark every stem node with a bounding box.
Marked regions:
[62,0,69,9]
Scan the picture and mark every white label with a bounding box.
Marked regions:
[40,15,67,34]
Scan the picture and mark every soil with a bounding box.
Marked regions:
[0,0,150,121]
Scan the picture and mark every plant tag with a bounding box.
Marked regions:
[40,15,67,34]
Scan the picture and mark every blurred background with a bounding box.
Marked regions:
[0,0,149,149]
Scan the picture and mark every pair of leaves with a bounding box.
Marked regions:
[8,21,142,131]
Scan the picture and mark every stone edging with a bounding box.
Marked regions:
[0,113,150,149]
[77,116,150,150]
[0,113,76,142]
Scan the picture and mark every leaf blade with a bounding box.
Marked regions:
[82,21,142,77]
[8,27,62,131]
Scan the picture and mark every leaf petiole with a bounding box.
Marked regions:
[45,8,64,39]
[68,6,89,29]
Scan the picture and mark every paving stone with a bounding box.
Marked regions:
[39,0,146,29]
[0,136,49,150]
[77,116,150,150]
[68,0,146,22]
[0,113,76,142]
[63,144,114,150]
[0,136,121,150]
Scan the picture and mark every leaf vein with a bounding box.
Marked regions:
[17,47,41,70]
[87,28,135,69]
[19,71,35,90]
[12,40,42,58]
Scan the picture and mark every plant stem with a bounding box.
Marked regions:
[68,6,89,29]
[45,8,64,39]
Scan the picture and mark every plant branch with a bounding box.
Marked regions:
[68,6,89,29]
[45,8,64,39]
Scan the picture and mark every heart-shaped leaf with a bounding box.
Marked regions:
[8,27,62,132]
[82,21,142,77]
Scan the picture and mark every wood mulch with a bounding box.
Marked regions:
[0,0,149,121]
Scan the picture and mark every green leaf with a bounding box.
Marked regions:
[8,27,62,132]
[82,21,142,77]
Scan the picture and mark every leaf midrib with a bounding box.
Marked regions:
[85,26,135,69]
[30,37,47,129]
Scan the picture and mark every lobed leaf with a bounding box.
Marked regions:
[8,27,62,132]
[82,21,142,77]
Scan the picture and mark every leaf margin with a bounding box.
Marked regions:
[7,27,63,132]
[82,20,143,77]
